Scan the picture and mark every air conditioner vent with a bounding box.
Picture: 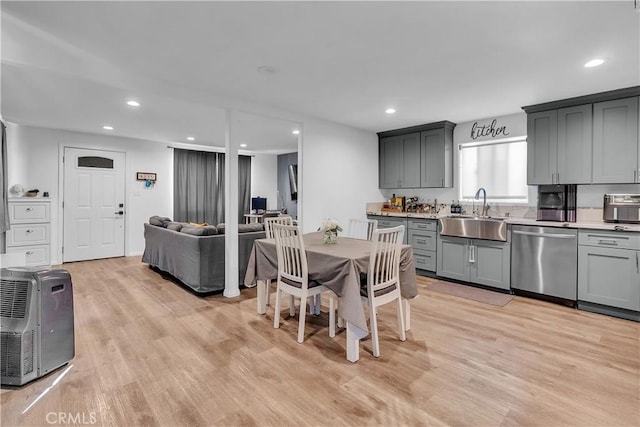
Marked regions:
[0,332,23,377]
[1,279,30,319]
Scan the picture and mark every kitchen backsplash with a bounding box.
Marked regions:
[373,183,639,220]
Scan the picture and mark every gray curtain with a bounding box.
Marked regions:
[238,155,252,223]
[173,149,251,225]
[0,121,9,233]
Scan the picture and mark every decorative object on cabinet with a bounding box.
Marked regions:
[6,198,51,267]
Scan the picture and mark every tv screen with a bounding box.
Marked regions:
[251,197,267,212]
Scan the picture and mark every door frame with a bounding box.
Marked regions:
[57,144,128,264]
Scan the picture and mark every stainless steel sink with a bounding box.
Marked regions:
[439,216,508,241]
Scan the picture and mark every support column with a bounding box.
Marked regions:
[223,108,240,298]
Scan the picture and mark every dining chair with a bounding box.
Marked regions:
[272,223,336,343]
[263,216,294,306]
[347,218,378,240]
[264,216,294,238]
[361,224,406,357]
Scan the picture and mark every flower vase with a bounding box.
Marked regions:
[323,230,338,244]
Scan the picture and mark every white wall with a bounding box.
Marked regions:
[301,119,380,233]
[250,154,278,210]
[7,124,173,263]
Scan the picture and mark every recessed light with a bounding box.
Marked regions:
[126,100,140,107]
[240,143,247,148]
[187,137,195,141]
[292,130,300,135]
[584,59,604,68]
[385,108,396,114]
[103,125,114,130]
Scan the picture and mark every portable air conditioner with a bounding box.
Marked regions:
[0,267,74,386]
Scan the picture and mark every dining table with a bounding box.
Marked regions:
[243,231,418,362]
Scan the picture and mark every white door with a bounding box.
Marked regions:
[63,148,126,262]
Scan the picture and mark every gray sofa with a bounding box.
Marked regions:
[142,219,265,294]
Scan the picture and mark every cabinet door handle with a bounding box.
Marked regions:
[26,229,34,233]
[441,178,444,187]
[26,251,34,255]
[597,239,618,246]
[26,207,33,212]
[636,252,638,274]
[635,170,638,183]
[469,245,475,263]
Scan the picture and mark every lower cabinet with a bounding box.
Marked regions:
[367,215,408,244]
[437,235,511,290]
[578,230,640,314]
[408,218,437,272]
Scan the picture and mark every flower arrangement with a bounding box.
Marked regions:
[318,218,342,244]
[318,218,343,234]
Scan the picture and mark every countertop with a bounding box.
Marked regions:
[366,211,640,232]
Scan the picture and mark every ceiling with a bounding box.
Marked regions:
[1,1,639,153]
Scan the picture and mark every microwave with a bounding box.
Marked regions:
[603,194,640,223]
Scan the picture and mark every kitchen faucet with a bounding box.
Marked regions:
[475,187,489,217]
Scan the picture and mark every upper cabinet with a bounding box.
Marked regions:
[379,132,420,188]
[378,121,455,189]
[527,110,558,185]
[523,87,640,185]
[592,97,639,184]
[558,105,593,184]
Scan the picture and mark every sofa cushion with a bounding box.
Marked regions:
[216,223,264,234]
[240,223,264,233]
[166,222,185,232]
[180,225,218,236]
[149,215,172,227]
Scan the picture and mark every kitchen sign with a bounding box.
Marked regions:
[470,119,510,140]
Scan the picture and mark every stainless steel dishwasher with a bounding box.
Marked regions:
[511,225,578,300]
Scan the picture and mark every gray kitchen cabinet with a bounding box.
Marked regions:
[527,110,557,185]
[527,105,592,185]
[378,121,455,189]
[436,235,511,290]
[592,97,639,184]
[577,229,640,318]
[367,215,408,244]
[378,133,420,188]
[379,136,402,189]
[407,218,437,272]
[523,87,640,185]
[557,104,592,184]
[420,128,453,188]
[471,239,511,289]
[436,235,469,281]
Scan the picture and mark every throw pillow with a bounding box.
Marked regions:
[150,215,172,227]
[166,222,185,232]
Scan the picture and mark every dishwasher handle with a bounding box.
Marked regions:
[512,230,576,239]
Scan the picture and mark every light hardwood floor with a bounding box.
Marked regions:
[1,256,639,426]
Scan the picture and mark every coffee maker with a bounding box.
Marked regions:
[537,184,576,222]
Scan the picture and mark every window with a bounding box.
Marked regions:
[459,137,528,203]
[77,156,114,169]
